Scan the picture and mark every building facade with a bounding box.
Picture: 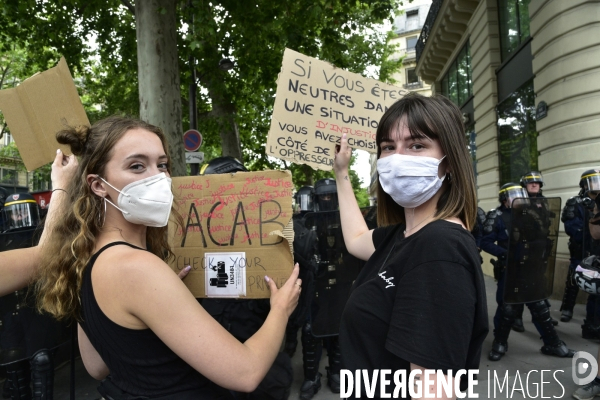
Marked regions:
[0,132,48,195]
[389,0,433,96]
[415,0,600,298]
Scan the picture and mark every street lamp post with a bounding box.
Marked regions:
[189,55,199,176]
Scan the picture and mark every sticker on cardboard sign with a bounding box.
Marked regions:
[205,252,247,297]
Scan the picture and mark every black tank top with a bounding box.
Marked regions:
[79,242,231,399]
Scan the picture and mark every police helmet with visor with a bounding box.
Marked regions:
[314,178,338,211]
[499,183,529,208]
[520,171,544,188]
[295,186,314,213]
[200,156,247,175]
[580,169,600,197]
[1,193,40,232]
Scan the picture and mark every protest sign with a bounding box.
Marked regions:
[267,48,409,170]
[0,57,88,171]
[169,170,295,298]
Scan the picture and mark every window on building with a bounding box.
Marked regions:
[498,0,531,61]
[440,42,472,108]
[496,79,537,184]
[406,9,419,31]
[32,174,51,192]
[0,168,18,186]
[406,36,418,52]
[2,132,12,147]
[406,68,419,84]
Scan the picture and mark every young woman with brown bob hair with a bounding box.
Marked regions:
[334,93,488,398]
[33,116,301,399]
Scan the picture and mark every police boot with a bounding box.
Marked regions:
[300,323,322,400]
[30,349,53,400]
[5,360,32,400]
[488,303,514,361]
[560,269,579,322]
[511,304,525,332]
[488,341,508,361]
[582,319,600,339]
[326,337,341,394]
[530,301,575,358]
[284,324,299,357]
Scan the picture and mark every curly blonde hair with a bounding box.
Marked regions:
[35,116,181,320]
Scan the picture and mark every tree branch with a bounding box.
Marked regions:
[0,60,13,89]
[120,0,135,16]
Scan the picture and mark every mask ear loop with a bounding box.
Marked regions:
[97,175,130,216]
[97,197,106,227]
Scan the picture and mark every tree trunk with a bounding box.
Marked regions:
[210,101,243,161]
[136,0,185,177]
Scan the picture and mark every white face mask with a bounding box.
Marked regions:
[377,154,446,209]
[99,172,173,227]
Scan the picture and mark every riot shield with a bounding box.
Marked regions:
[503,197,561,304]
[0,228,71,366]
[303,207,375,337]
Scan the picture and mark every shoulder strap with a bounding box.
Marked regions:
[89,241,145,266]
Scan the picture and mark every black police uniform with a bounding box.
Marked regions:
[199,157,293,400]
[1,193,67,400]
[482,201,573,361]
[284,187,318,357]
[298,179,342,400]
[561,170,600,337]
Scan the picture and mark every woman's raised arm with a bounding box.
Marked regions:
[0,150,77,296]
[334,134,375,261]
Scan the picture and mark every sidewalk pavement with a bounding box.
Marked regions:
[51,274,597,399]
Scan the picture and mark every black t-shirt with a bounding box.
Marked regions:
[339,220,488,398]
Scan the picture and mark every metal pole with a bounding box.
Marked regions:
[189,57,199,176]
[188,3,199,176]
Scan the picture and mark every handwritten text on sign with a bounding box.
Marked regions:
[267,48,409,170]
[169,170,294,298]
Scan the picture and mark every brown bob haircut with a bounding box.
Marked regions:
[375,93,477,231]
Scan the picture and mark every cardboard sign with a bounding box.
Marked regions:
[267,48,409,170]
[0,57,89,171]
[169,170,295,298]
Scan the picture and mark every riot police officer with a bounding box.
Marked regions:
[482,183,574,361]
[199,157,293,400]
[284,186,318,357]
[299,178,342,400]
[1,193,40,234]
[561,170,600,340]
[560,170,600,323]
[520,171,560,328]
[1,193,58,400]
[571,193,600,399]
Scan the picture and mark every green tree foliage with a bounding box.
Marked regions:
[0,0,402,190]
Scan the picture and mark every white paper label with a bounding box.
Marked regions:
[204,252,247,297]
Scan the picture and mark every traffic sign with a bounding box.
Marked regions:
[185,151,204,164]
[183,129,202,152]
